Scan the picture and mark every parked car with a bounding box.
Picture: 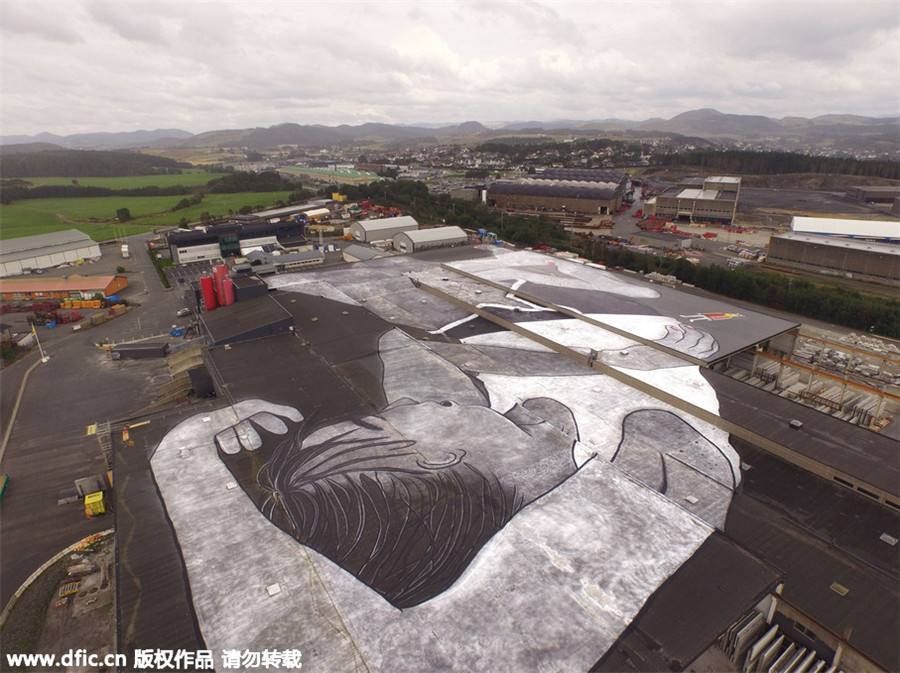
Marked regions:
[176,308,191,317]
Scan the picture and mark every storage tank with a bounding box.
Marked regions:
[223,277,236,306]
[213,264,228,306]
[201,274,217,312]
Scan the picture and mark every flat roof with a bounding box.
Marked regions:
[0,274,120,292]
[676,188,733,201]
[594,532,781,672]
[121,248,896,670]
[704,369,899,497]
[791,216,900,240]
[200,294,293,343]
[775,231,900,254]
[442,249,799,365]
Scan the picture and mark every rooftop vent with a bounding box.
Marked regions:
[829,582,849,596]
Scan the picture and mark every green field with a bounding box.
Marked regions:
[0,205,158,241]
[21,169,228,189]
[1,191,295,241]
[281,166,379,185]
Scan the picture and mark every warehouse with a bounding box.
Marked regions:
[0,229,101,277]
[167,219,307,264]
[0,274,128,301]
[349,215,419,243]
[244,249,324,271]
[199,294,294,346]
[487,169,627,216]
[342,244,389,263]
[845,186,900,204]
[789,216,899,242]
[643,176,741,223]
[766,232,900,286]
[393,226,468,253]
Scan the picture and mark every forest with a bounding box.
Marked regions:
[0,169,305,205]
[654,150,900,179]
[0,149,184,178]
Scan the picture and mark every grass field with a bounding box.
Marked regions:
[280,166,379,185]
[21,169,228,189]
[1,191,295,241]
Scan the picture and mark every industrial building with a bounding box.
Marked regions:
[0,274,127,301]
[342,244,389,263]
[393,226,468,253]
[199,294,294,346]
[4,240,896,673]
[767,233,900,285]
[107,249,895,673]
[487,168,627,216]
[166,219,307,264]
[643,176,741,223]
[765,217,900,286]
[845,186,900,204]
[0,229,102,277]
[349,215,419,243]
[788,216,899,242]
[244,249,324,271]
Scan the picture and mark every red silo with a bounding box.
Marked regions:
[201,274,217,311]
[223,277,236,306]
[213,264,228,306]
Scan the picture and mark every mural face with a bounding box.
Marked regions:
[151,250,742,671]
[215,333,581,609]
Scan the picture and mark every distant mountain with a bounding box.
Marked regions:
[2,111,896,154]
[0,128,193,150]
[0,142,65,154]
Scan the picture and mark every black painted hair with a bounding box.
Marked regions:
[257,419,524,609]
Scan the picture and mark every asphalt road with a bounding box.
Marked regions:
[0,232,190,607]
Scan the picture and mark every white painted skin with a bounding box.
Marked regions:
[152,250,741,671]
[152,337,739,672]
[153,399,715,672]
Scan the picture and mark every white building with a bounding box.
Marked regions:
[1,229,102,277]
[349,216,418,243]
[393,226,468,253]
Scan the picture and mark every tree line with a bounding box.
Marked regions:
[654,150,900,179]
[0,150,185,177]
[0,170,306,205]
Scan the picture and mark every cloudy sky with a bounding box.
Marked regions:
[2,0,898,137]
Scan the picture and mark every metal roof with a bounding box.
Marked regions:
[593,532,781,672]
[703,370,900,497]
[791,216,900,240]
[343,244,387,261]
[0,229,94,254]
[488,181,620,200]
[677,188,728,200]
[775,231,900,254]
[1,229,100,263]
[396,226,468,243]
[357,216,419,232]
[0,274,120,293]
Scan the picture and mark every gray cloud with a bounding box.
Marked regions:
[1,0,897,136]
